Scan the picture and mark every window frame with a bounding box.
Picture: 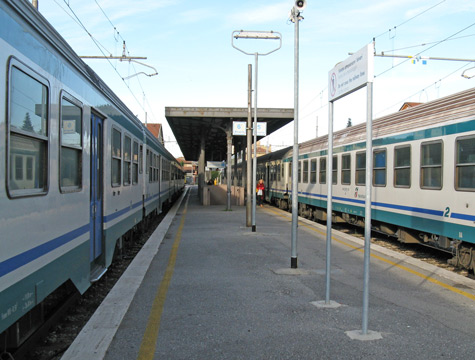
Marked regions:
[455,135,475,192]
[373,148,387,187]
[59,92,83,193]
[394,145,411,188]
[111,127,122,187]
[7,61,50,198]
[302,159,309,183]
[332,155,338,185]
[341,154,351,185]
[319,157,326,184]
[132,140,139,185]
[355,151,366,186]
[298,161,302,183]
[420,140,443,190]
[310,158,317,184]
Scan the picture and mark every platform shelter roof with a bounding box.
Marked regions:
[165,107,294,161]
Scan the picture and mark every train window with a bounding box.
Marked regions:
[356,152,366,185]
[319,157,326,184]
[281,163,284,179]
[158,156,161,182]
[455,136,475,191]
[123,135,131,186]
[152,154,156,182]
[303,160,309,183]
[341,154,351,185]
[8,66,48,195]
[298,161,302,183]
[332,155,338,185]
[149,152,153,182]
[132,140,139,185]
[146,148,150,174]
[277,164,281,182]
[421,141,442,190]
[112,128,121,187]
[310,159,317,184]
[60,96,82,191]
[373,149,386,187]
[394,146,411,188]
[139,144,143,174]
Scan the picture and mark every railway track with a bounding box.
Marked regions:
[334,223,472,278]
[9,211,166,360]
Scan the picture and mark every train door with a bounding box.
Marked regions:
[90,112,104,270]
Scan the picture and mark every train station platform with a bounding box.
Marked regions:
[62,185,475,360]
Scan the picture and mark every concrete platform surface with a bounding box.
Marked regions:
[63,186,475,360]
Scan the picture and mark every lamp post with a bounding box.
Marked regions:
[289,0,306,268]
[232,30,282,232]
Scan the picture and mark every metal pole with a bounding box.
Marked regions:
[246,64,253,226]
[226,127,232,211]
[252,53,258,232]
[362,81,373,334]
[325,101,334,303]
[291,11,299,269]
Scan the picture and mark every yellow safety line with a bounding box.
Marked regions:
[137,194,189,360]
[263,206,475,301]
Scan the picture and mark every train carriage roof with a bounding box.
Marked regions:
[300,86,475,152]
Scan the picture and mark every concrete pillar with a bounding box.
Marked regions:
[233,141,240,187]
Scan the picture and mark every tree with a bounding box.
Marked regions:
[22,112,34,132]
[346,118,352,128]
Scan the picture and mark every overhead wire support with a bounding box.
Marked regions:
[80,41,158,79]
[370,53,475,63]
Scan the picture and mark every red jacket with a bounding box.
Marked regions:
[257,182,265,193]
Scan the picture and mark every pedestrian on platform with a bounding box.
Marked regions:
[256,179,265,207]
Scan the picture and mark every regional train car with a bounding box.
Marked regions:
[0,0,183,349]
[251,88,475,271]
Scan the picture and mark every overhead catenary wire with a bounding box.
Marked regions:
[373,0,447,40]
[375,61,474,117]
[54,0,158,123]
[381,33,475,54]
[376,21,475,78]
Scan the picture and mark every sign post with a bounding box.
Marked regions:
[232,30,282,232]
[314,42,381,340]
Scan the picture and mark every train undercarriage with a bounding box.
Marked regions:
[271,196,475,273]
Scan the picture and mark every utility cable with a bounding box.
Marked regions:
[376,21,475,78]
[373,0,446,40]
[381,33,475,54]
[375,61,474,117]
[56,0,155,121]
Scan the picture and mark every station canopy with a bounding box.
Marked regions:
[165,107,294,161]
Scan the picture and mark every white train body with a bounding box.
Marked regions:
[0,0,184,338]
[257,88,475,269]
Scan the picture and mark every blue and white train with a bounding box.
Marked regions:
[250,87,475,271]
[0,0,184,345]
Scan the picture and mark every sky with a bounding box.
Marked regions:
[37,0,475,158]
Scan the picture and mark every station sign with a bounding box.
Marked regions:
[328,43,374,102]
[232,121,246,136]
[232,121,267,136]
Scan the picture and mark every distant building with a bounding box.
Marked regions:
[177,157,197,184]
[399,102,423,111]
[146,123,164,145]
